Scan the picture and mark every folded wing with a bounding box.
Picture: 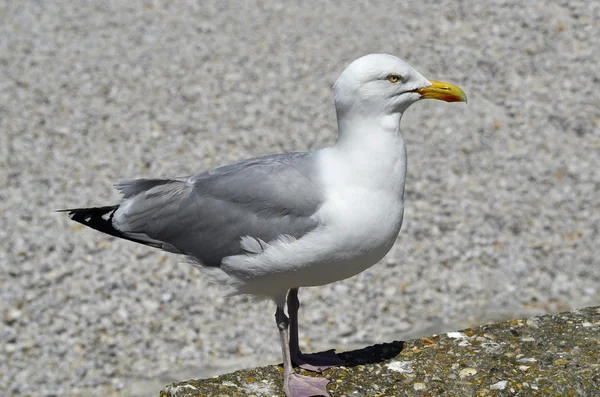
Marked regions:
[109,152,324,267]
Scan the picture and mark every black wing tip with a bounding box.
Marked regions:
[59,205,119,224]
[60,205,171,252]
[58,205,118,213]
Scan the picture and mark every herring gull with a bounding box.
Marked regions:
[62,54,467,397]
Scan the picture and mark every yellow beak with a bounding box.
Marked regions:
[416,80,467,103]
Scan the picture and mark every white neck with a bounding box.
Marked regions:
[322,111,408,198]
[335,111,401,147]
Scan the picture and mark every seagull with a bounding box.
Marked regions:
[62,54,466,397]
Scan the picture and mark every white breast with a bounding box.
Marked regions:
[305,142,407,281]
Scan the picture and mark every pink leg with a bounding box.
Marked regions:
[287,288,345,373]
[275,304,330,397]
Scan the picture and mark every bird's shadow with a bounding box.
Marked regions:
[337,340,405,367]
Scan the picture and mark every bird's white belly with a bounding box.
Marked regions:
[220,189,404,297]
[298,189,404,285]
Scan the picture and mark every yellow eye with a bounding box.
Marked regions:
[387,74,401,84]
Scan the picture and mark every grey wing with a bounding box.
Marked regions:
[112,152,324,267]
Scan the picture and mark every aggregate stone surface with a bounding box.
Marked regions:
[161,306,600,396]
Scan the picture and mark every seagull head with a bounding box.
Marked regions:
[333,54,467,117]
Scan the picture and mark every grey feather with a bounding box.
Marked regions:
[115,178,183,199]
[112,152,324,267]
[240,236,267,254]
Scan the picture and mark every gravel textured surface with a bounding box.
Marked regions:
[1,1,599,396]
[161,306,600,396]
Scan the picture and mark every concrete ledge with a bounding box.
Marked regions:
[160,306,600,396]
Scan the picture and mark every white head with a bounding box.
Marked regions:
[334,54,466,118]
